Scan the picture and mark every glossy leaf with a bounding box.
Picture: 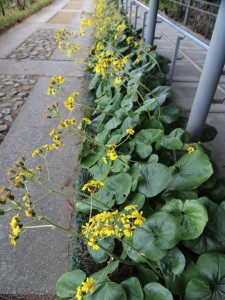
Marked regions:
[133,212,181,261]
[167,150,213,191]
[87,237,115,263]
[184,197,225,254]
[160,199,208,240]
[56,269,86,298]
[137,163,171,197]
[89,282,127,300]
[185,253,225,300]
[121,277,144,300]
[144,282,173,300]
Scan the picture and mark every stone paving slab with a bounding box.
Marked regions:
[0,0,93,294]
[48,11,78,24]
[0,59,85,77]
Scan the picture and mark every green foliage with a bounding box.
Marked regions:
[56,0,225,299]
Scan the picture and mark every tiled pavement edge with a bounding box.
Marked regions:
[0,0,93,294]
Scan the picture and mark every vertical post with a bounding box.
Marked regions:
[184,0,191,25]
[186,0,225,141]
[145,0,159,46]
[134,5,139,29]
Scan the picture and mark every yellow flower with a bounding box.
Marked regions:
[130,210,146,225]
[82,180,104,192]
[99,211,115,224]
[82,117,92,124]
[104,225,115,236]
[75,286,84,300]
[31,148,42,157]
[81,277,96,294]
[9,235,17,247]
[88,237,100,250]
[126,36,133,44]
[123,224,135,237]
[114,76,122,87]
[124,204,138,211]
[11,224,21,237]
[126,128,135,135]
[116,23,126,31]
[102,156,107,164]
[25,208,35,218]
[107,149,118,161]
[187,146,195,154]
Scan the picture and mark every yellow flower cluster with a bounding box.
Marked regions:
[82,205,146,250]
[64,92,80,111]
[9,213,21,246]
[80,14,94,36]
[114,76,122,87]
[75,277,96,300]
[47,76,65,96]
[82,180,104,193]
[106,143,118,161]
[7,157,36,189]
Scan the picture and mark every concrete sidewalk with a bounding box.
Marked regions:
[0,0,93,295]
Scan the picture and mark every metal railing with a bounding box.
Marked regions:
[160,0,220,39]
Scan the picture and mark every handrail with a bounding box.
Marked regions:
[131,0,209,50]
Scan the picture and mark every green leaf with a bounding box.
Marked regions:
[121,277,144,300]
[92,260,119,282]
[88,237,115,263]
[80,143,104,168]
[133,212,181,261]
[134,129,163,159]
[185,253,225,300]
[88,73,101,91]
[89,158,111,180]
[111,155,130,173]
[167,150,213,191]
[161,128,189,150]
[160,199,208,240]
[144,282,173,300]
[155,103,182,124]
[137,265,159,286]
[137,163,171,197]
[95,173,132,206]
[126,192,145,210]
[96,78,111,98]
[0,210,5,215]
[134,86,172,115]
[158,247,186,276]
[56,269,86,298]
[89,282,127,300]
[183,197,225,254]
[125,237,146,263]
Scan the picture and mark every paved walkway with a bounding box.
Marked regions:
[130,5,225,175]
[0,0,93,295]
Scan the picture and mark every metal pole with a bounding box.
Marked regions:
[186,0,225,141]
[184,0,191,25]
[145,0,159,46]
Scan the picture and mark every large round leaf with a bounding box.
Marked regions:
[56,269,86,298]
[159,247,186,276]
[185,253,225,300]
[89,159,111,180]
[137,163,171,197]
[89,282,127,300]
[133,212,181,261]
[144,282,173,300]
[183,197,225,254]
[160,199,208,240]
[167,150,213,191]
[121,277,144,300]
